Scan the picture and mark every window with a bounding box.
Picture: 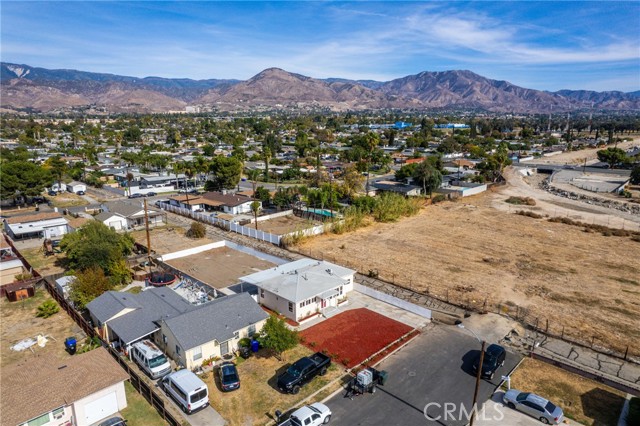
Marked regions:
[192,346,202,361]
[25,413,50,426]
[162,334,167,344]
[260,289,264,298]
[176,345,181,355]
[248,324,256,336]
[234,331,240,339]
[52,407,65,419]
[339,286,343,295]
[288,302,293,312]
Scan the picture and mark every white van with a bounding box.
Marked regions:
[161,369,209,414]
[131,340,172,379]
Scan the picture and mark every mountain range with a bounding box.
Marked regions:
[1,62,639,114]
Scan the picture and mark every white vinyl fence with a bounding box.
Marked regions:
[158,202,282,245]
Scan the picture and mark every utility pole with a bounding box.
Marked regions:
[470,340,486,426]
[144,198,152,276]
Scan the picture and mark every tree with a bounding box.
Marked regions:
[250,201,261,230]
[246,169,260,197]
[254,186,271,204]
[45,156,67,191]
[60,221,134,285]
[125,172,134,196]
[340,165,365,199]
[0,161,52,200]
[209,156,243,190]
[414,161,442,198]
[69,266,115,309]
[395,163,419,182]
[262,146,272,182]
[597,147,628,169]
[258,314,299,359]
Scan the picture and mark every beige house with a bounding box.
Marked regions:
[159,292,268,370]
[0,347,129,426]
[240,259,356,323]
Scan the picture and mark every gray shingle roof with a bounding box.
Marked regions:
[162,293,268,350]
[87,291,142,323]
[87,287,195,344]
[104,200,160,218]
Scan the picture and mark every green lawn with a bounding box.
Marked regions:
[120,381,166,426]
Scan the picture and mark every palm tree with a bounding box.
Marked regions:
[126,172,134,196]
[250,201,261,230]
[246,169,260,197]
[262,147,272,182]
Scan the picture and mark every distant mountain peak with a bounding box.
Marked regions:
[1,62,638,113]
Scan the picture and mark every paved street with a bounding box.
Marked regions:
[327,325,522,426]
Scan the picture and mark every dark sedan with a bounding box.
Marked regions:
[219,362,240,391]
[473,343,506,379]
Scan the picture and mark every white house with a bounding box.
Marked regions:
[240,259,356,323]
[3,212,70,240]
[169,191,260,215]
[100,200,166,229]
[0,347,129,426]
[95,211,130,231]
[67,181,87,193]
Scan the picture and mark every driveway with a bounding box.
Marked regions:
[327,325,522,426]
[159,384,226,426]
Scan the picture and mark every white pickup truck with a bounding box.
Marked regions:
[277,403,332,426]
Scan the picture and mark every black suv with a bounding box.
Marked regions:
[473,343,506,379]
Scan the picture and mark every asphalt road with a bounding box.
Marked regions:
[327,325,522,426]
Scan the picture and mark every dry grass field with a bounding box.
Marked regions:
[0,290,84,367]
[510,358,626,425]
[257,215,322,235]
[297,185,640,357]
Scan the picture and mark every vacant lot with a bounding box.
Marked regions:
[208,345,345,426]
[510,358,626,425]
[49,192,89,208]
[300,308,415,368]
[165,246,275,288]
[130,226,219,255]
[0,289,84,367]
[297,187,640,357]
[257,215,322,235]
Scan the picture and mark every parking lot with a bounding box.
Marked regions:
[327,325,522,426]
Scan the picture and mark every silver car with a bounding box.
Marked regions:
[503,390,564,424]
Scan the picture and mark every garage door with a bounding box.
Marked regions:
[84,392,118,425]
[107,220,122,230]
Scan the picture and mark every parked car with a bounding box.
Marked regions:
[130,339,172,379]
[277,352,331,394]
[503,390,564,424]
[472,343,506,379]
[76,190,85,195]
[277,403,332,426]
[98,417,127,426]
[218,362,240,391]
[48,190,57,196]
[128,193,143,199]
[145,191,157,197]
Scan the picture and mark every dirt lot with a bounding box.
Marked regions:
[300,308,415,368]
[510,358,626,425]
[208,345,345,426]
[165,246,275,288]
[0,289,84,367]
[257,215,321,235]
[535,138,638,165]
[20,246,67,276]
[297,182,640,357]
[130,226,221,255]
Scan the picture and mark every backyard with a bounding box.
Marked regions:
[256,214,322,236]
[207,345,346,426]
[509,358,627,425]
[300,308,417,368]
[0,289,84,367]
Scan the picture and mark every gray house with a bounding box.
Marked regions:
[100,200,166,230]
[86,288,267,369]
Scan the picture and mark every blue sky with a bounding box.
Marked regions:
[2,1,639,92]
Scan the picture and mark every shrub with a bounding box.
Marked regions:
[186,221,206,238]
[505,196,536,206]
[238,337,251,348]
[516,210,543,219]
[36,300,60,318]
[431,194,447,204]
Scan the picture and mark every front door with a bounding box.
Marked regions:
[321,299,326,309]
[220,341,229,355]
